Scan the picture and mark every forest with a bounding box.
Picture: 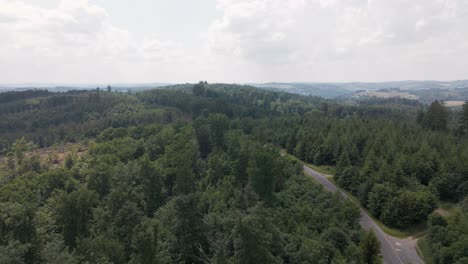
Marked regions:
[0,83,467,263]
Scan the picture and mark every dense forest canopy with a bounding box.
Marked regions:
[0,83,467,263]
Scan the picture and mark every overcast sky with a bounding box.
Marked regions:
[1,0,467,83]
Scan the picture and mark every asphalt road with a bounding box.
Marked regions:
[303,165,423,264]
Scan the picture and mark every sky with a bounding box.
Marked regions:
[0,0,467,84]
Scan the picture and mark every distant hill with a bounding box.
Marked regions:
[0,83,171,93]
[2,81,468,104]
[253,83,351,98]
[254,80,468,104]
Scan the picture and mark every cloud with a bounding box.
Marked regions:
[0,0,467,83]
[208,0,306,64]
[0,0,187,82]
[208,0,468,81]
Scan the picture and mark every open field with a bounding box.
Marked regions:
[354,91,419,100]
[0,142,88,167]
[445,100,466,107]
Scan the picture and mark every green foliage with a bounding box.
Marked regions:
[171,194,208,263]
[53,188,99,248]
[381,190,437,227]
[247,147,277,203]
[0,90,177,153]
[419,100,449,131]
[0,202,36,248]
[192,81,207,96]
[0,84,467,263]
[129,219,160,264]
[207,113,230,149]
[77,235,125,264]
[360,230,382,264]
[367,183,396,219]
[138,155,163,216]
[0,240,31,264]
[160,126,199,195]
[460,101,468,134]
[11,137,36,165]
[251,100,468,228]
[86,162,113,199]
[425,209,468,263]
[233,205,282,264]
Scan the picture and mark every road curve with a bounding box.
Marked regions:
[303,165,423,264]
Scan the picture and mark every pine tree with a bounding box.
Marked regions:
[422,101,449,131]
[138,155,163,215]
[247,148,276,203]
[129,219,160,264]
[207,113,230,149]
[192,81,206,96]
[233,206,281,264]
[459,101,468,133]
[360,230,381,264]
[55,189,98,248]
[172,194,208,264]
[163,127,199,195]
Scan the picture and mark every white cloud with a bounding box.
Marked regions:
[0,0,188,83]
[0,0,467,83]
[207,0,468,81]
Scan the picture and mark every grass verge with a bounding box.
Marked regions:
[303,162,335,177]
[283,151,428,238]
[326,177,415,238]
[417,236,433,264]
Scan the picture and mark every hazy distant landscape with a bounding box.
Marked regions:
[3,80,468,106]
[255,80,468,105]
[0,83,170,93]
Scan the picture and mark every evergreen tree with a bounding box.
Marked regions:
[459,101,468,133]
[86,162,113,199]
[193,81,206,96]
[422,101,449,131]
[367,183,396,219]
[247,148,276,203]
[138,155,163,215]
[233,206,281,264]
[163,127,199,195]
[360,230,381,264]
[171,194,208,264]
[129,219,160,264]
[207,113,230,149]
[54,189,98,248]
